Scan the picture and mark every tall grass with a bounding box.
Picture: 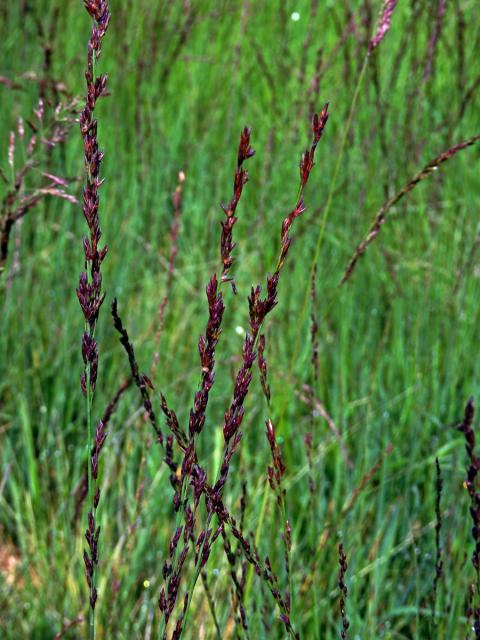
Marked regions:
[76,3,111,638]
[1,1,480,638]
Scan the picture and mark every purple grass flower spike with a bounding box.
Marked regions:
[368,0,399,54]
[220,126,255,291]
[172,106,329,638]
[341,134,480,285]
[455,399,480,635]
[77,2,110,637]
[338,543,349,639]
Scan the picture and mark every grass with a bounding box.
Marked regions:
[1,0,480,638]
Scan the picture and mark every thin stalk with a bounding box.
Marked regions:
[180,510,216,638]
[277,0,403,427]
[77,4,110,636]
[288,54,368,403]
[158,478,190,639]
[315,56,368,268]
[280,501,293,629]
[246,53,369,612]
[86,366,94,640]
[182,510,298,640]
[181,425,298,639]
[245,479,268,604]
[178,441,231,638]
[178,107,328,638]
[202,573,222,640]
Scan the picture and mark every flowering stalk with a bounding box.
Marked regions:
[157,275,224,635]
[221,126,255,291]
[432,457,443,627]
[76,2,110,638]
[265,419,294,635]
[340,134,480,285]
[111,299,164,445]
[455,398,480,638]
[338,543,349,639]
[158,127,254,637]
[180,106,329,637]
[368,0,399,54]
[72,377,132,530]
[206,490,295,637]
[246,104,329,605]
[1,100,78,277]
[258,334,270,405]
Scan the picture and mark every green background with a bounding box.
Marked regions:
[1,1,479,638]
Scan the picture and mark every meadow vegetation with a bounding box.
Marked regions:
[1,1,480,638]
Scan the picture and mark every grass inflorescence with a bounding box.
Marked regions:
[1,1,480,638]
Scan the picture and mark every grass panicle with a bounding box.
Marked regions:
[338,543,349,639]
[2,3,480,638]
[456,398,480,637]
[76,1,110,635]
[1,99,78,278]
[341,134,480,285]
[368,1,399,54]
[432,456,443,628]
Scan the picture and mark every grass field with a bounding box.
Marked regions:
[1,1,480,638]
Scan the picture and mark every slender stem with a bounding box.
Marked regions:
[244,479,268,604]
[180,440,239,637]
[177,111,316,635]
[286,54,369,408]
[180,419,298,638]
[180,509,216,638]
[246,53,370,613]
[79,5,110,636]
[159,477,190,638]
[201,570,223,640]
[178,444,231,638]
[315,55,368,269]
[280,500,293,629]
[86,363,95,640]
